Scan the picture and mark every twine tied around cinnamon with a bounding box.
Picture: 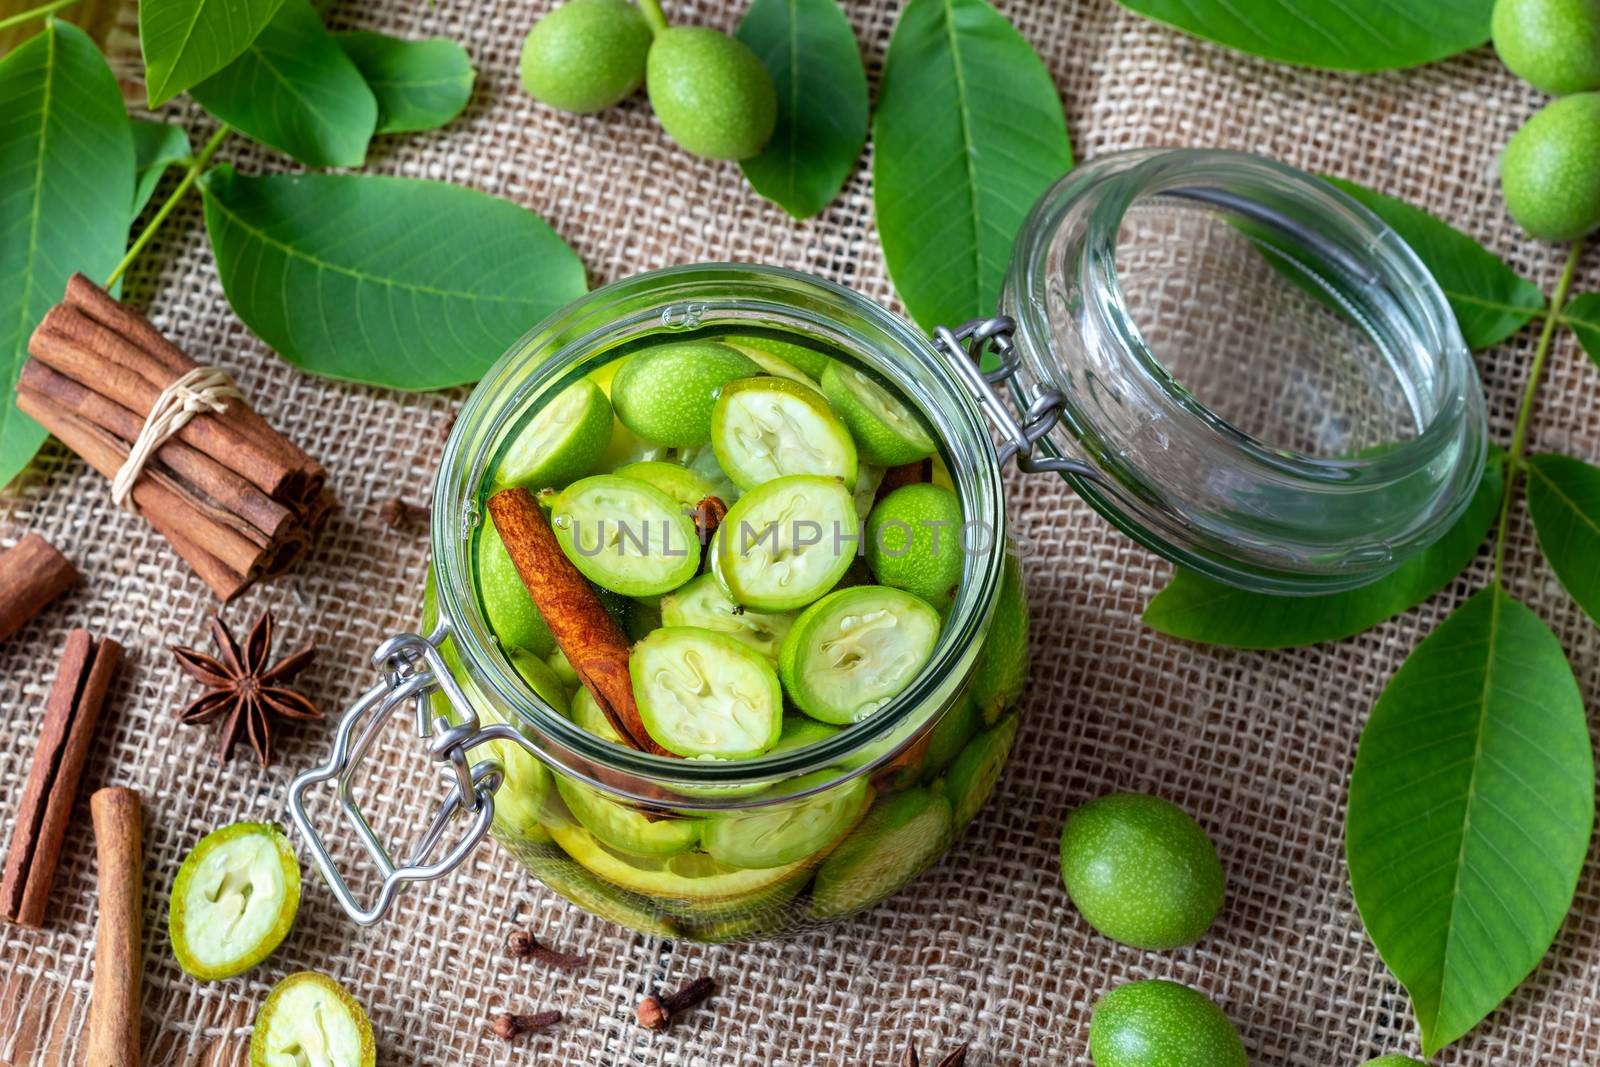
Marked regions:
[110,366,241,510]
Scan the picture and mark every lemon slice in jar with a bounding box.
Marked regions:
[778,586,942,725]
[711,475,857,613]
[547,822,813,900]
[522,849,678,937]
[250,972,374,1067]
[169,822,300,981]
[710,377,857,490]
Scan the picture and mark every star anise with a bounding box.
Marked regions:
[172,611,320,767]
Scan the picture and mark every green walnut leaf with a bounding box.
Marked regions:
[141,0,287,106]
[189,0,376,168]
[131,119,192,219]
[1561,292,1600,369]
[736,0,868,220]
[1144,450,1503,648]
[0,21,134,487]
[1526,452,1600,625]
[1115,0,1494,72]
[1323,177,1545,350]
[200,165,587,390]
[874,0,1072,331]
[1347,585,1593,1056]
[336,31,475,135]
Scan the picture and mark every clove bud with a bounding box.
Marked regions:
[492,1010,562,1040]
[636,975,716,1031]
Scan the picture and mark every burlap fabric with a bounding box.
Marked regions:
[2,1,1596,1063]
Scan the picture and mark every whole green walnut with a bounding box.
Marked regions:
[1493,0,1600,95]
[1089,981,1247,1067]
[1059,793,1225,950]
[521,0,653,114]
[646,27,777,160]
[1500,93,1600,239]
[1361,1057,1427,1066]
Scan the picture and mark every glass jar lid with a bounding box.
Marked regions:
[993,148,1486,594]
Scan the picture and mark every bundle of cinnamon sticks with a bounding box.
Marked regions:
[18,275,331,601]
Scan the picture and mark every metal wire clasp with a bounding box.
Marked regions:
[287,623,529,925]
[932,316,1102,483]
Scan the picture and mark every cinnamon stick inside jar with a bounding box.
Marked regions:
[17,275,331,601]
[0,630,121,926]
[0,533,78,642]
[87,787,142,1067]
[487,488,670,757]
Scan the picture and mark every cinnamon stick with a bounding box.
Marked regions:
[15,387,266,578]
[487,488,668,756]
[20,360,294,541]
[0,534,77,642]
[0,630,122,926]
[19,275,333,601]
[87,787,142,1067]
[59,275,325,504]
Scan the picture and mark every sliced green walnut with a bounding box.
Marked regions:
[169,823,300,981]
[719,334,832,380]
[779,585,941,725]
[250,971,375,1067]
[496,377,613,491]
[943,713,1019,829]
[811,788,954,919]
[611,342,759,447]
[616,460,717,512]
[711,475,857,612]
[701,770,871,869]
[549,474,701,596]
[820,361,937,467]
[548,821,811,900]
[769,714,841,754]
[555,776,702,856]
[710,376,857,490]
[677,444,742,503]
[509,648,570,716]
[720,340,813,383]
[660,573,796,662]
[631,627,783,758]
[476,523,556,657]
[569,686,626,745]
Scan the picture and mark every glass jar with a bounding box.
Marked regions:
[289,149,1485,940]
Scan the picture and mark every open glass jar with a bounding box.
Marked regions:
[289,149,1486,941]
